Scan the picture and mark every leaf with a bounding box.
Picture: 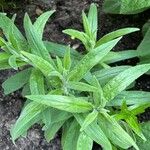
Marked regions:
[77,132,93,150]
[103,64,150,101]
[67,81,98,92]
[69,37,121,81]
[74,114,112,150]
[101,50,138,64]
[26,95,93,113]
[93,66,131,86]
[62,119,80,150]
[34,10,55,39]
[44,41,81,59]
[82,11,91,38]
[88,3,98,40]
[98,113,139,150]
[29,69,45,94]
[63,29,89,50]
[24,13,54,64]
[2,68,31,94]
[96,28,139,46]
[8,55,18,70]
[45,120,65,142]
[63,47,71,70]
[11,101,45,141]
[107,91,150,106]
[21,51,55,78]
[132,121,150,150]
[103,0,150,14]
[0,13,27,51]
[80,110,98,131]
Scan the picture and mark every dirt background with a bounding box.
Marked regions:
[0,0,150,150]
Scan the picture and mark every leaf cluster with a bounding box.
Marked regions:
[0,3,150,150]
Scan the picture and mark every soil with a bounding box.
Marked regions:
[0,0,150,150]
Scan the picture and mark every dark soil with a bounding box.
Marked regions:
[0,0,150,150]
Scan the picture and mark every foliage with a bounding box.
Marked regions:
[0,3,150,150]
[103,0,150,14]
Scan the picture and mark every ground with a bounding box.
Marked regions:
[0,0,150,149]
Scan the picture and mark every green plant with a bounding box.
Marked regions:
[103,0,150,14]
[0,3,150,150]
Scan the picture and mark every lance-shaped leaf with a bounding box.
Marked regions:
[26,95,93,113]
[93,66,131,86]
[30,69,45,95]
[62,119,80,150]
[80,110,98,131]
[24,13,54,64]
[0,13,27,51]
[69,37,121,82]
[67,81,98,92]
[34,10,55,39]
[63,29,89,50]
[74,114,112,150]
[45,120,65,142]
[103,64,150,101]
[8,55,18,70]
[131,121,150,150]
[101,50,138,64]
[77,132,93,150]
[98,113,139,150]
[21,51,55,78]
[44,41,81,59]
[2,68,31,94]
[114,102,146,141]
[82,11,91,38]
[88,3,98,40]
[63,47,71,70]
[107,91,150,106]
[96,28,139,46]
[11,102,45,141]
[103,0,150,14]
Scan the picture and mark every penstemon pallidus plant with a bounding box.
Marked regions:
[0,3,150,150]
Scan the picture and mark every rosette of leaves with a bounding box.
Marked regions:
[0,3,150,150]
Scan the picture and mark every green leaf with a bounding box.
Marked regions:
[74,114,112,150]
[63,47,71,70]
[88,3,98,40]
[8,55,18,70]
[21,51,55,78]
[2,68,31,95]
[11,101,45,141]
[132,121,150,150]
[0,13,27,51]
[62,119,80,150]
[77,132,93,150]
[82,11,91,38]
[69,37,121,81]
[93,66,131,86]
[45,120,65,142]
[44,41,81,59]
[107,91,150,106]
[80,110,98,131]
[98,113,139,150]
[30,69,45,94]
[24,13,54,64]
[34,10,55,39]
[63,29,90,50]
[67,81,98,92]
[96,28,139,46]
[101,50,138,64]
[103,0,150,14]
[103,64,150,101]
[26,95,93,113]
